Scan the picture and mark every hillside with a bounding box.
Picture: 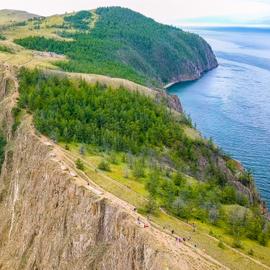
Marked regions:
[0,64,270,270]
[0,7,269,270]
[0,64,224,270]
[0,9,40,26]
[2,7,218,87]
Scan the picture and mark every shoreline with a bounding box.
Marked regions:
[163,64,219,90]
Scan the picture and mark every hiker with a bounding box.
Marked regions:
[171,229,174,235]
[133,207,137,212]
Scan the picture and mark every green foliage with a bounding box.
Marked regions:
[0,134,6,172]
[232,239,243,249]
[18,69,269,245]
[15,7,214,87]
[18,69,187,155]
[98,160,111,171]
[11,107,22,134]
[145,195,158,215]
[75,158,85,171]
[64,10,93,30]
[132,158,145,178]
[0,45,13,53]
[0,34,6,40]
[218,241,225,249]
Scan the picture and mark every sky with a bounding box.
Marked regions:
[1,0,270,25]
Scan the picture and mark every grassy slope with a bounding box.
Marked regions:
[0,9,39,25]
[60,142,270,270]
[12,7,217,87]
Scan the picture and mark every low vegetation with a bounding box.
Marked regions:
[18,68,270,246]
[0,134,6,172]
[0,45,13,54]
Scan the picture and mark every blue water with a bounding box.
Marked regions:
[169,27,270,207]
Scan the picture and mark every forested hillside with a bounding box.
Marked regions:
[14,7,217,87]
[17,69,270,246]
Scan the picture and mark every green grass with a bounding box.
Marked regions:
[0,10,38,26]
[0,44,13,53]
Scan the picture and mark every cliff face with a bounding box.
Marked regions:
[165,41,218,88]
[0,65,222,270]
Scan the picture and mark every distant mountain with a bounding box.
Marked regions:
[177,16,270,27]
[0,9,40,25]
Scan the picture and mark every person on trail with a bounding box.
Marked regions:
[133,207,137,212]
[171,229,174,235]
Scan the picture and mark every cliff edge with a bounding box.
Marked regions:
[0,65,223,269]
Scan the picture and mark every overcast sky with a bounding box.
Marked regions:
[1,0,270,25]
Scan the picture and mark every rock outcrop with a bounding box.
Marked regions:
[164,42,218,89]
[0,65,223,270]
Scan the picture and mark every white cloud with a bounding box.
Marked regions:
[1,0,270,24]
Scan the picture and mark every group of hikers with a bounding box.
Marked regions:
[133,207,198,248]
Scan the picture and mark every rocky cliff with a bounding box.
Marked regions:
[164,42,218,88]
[0,65,223,269]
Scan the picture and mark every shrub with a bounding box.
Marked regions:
[232,239,243,249]
[75,158,85,171]
[98,160,111,171]
[0,45,13,54]
[218,241,225,249]
[145,195,158,215]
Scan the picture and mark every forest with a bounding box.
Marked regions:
[15,7,213,87]
[18,68,270,246]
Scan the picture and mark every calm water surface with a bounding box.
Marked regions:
[169,27,270,207]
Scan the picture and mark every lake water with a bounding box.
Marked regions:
[169,27,270,207]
